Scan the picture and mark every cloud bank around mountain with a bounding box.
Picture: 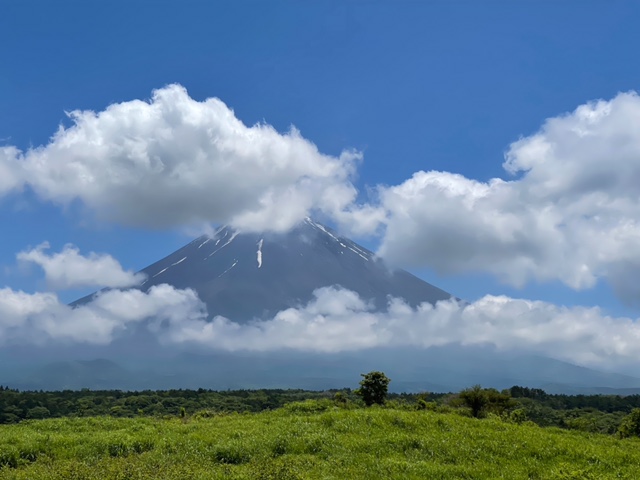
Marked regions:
[0,284,206,345]
[163,286,640,370]
[1,278,640,370]
[1,243,639,370]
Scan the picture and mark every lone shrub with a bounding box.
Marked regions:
[459,385,512,418]
[356,371,390,406]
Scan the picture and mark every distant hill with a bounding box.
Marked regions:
[6,347,640,395]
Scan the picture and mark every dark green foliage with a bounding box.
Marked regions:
[507,385,639,434]
[2,383,640,436]
[356,371,390,406]
[618,408,640,438]
[334,391,348,406]
[25,406,50,420]
[459,385,486,417]
[459,385,512,418]
[509,408,527,424]
[0,450,18,469]
[0,388,346,423]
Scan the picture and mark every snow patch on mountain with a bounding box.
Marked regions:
[218,259,239,278]
[257,239,264,268]
[153,267,169,278]
[207,231,239,258]
[348,246,369,261]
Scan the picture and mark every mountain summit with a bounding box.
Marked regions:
[78,218,452,322]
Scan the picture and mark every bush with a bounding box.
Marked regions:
[618,408,640,438]
[459,385,512,418]
[416,399,438,411]
[509,408,527,424]
[334,391,348,406]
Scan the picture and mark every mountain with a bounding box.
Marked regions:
[75,218,453,321]
[6,219,638,394]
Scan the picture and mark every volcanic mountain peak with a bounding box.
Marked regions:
[76,219,452,322]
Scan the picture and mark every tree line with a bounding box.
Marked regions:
[3,374,640,437]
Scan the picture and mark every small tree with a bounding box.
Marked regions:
[618,408,640,438]
[459,385,488,418]
[356,371,390,406]
[459,385,512,418]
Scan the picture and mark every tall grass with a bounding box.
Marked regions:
[1,402,639,479]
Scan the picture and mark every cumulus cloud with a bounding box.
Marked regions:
[5,86,640,299]
[2,281,640,368]
[17,243,146,290]
[376,92,640,300]
[0,284,206,344]
[5,84,361,232]
[161,286,640,369]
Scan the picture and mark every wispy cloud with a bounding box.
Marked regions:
[17,243,146,290]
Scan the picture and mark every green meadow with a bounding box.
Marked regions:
[1,400,640,479]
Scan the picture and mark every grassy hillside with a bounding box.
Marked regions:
[1,401,639,479]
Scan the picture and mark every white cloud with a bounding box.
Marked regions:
[2,281,640,369]
[0,288,58,329]
[0,284,206,345]
[9,84,360,232]
[161,286,640,369]
[0,146,23,197]
[375,92,640,300]
[4,87,640,299]
[17,242,146,290]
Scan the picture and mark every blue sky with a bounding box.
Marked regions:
[2,1,640,368]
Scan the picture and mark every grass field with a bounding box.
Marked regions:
[1,400,639,479]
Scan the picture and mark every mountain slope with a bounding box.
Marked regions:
[76,218,452,321]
